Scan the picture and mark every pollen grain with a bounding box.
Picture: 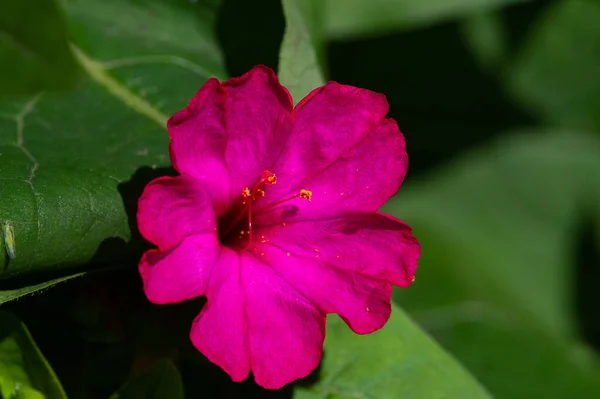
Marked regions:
[241,187,251,204]
[300,189,312,201]
[261,170,277,185]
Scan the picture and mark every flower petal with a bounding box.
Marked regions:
[251,213,420,333]
[139,233,220,304]
[264,82,395,213]
[260,245,392,334]
[190,249,325,389]
[137,175,216,251]
[264,212,419,286]
[242,252,325,389]
[301,118,407,214]
[258,118,407,219]
[190,248,251,383]
[167,66,294,215]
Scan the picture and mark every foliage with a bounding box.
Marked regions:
[1,0,599,397]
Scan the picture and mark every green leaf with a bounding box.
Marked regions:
[0,311,67,399]
[507,0,600,131]
[412,310,600,399]
[110,360,184,399]
[0,0,80,97]
[0,0,226,281]
[66,0,226,115]
[0,271,85,305]
[460,11,509,73]
[279,0,326,104]
[386,129,600,397]
[323,0,528,39]
[296,303,490,399]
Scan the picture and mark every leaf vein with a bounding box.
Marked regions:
[70,45,169,128]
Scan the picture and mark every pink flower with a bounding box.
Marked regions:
[137,66,420,389]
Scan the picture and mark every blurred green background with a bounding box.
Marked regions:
[1,0,599,398]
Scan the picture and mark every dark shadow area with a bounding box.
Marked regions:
[574,217,600,350]
[6,265,207,398]
[90,166,177,264]
[181,362,294,399]
[180,353,320,399]
[327,18,534,177]
[503,0,556,51]
[326,0,554,178]
[0,264,73,288]
[6,272,119,398]
[216,0,285,77]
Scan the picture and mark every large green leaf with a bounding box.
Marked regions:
[506,0,600,131]
[110,360,184,399]
[65,0,226,116]
[296,304,490,399]
[0,0,80,97]
[323,0,527,39]
[0,311,66,399]
[0,0,225,282]
[386,129,600,397]
[279,0,326,103]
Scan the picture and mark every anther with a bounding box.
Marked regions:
[245,171,276,248]
[229,171,312,250]
[261,170,277,185]
[300,189,312,201]
[255,188,314,215]
[241,187,251,204]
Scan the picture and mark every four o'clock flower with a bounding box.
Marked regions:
[137,65,420,389]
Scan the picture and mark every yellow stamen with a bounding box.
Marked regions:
[241,187,251,204]
[300,189,312,201]
[261,170,277,185]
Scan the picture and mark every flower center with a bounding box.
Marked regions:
[219,170,312,249]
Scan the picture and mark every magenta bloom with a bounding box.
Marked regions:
[137,66,420,389]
